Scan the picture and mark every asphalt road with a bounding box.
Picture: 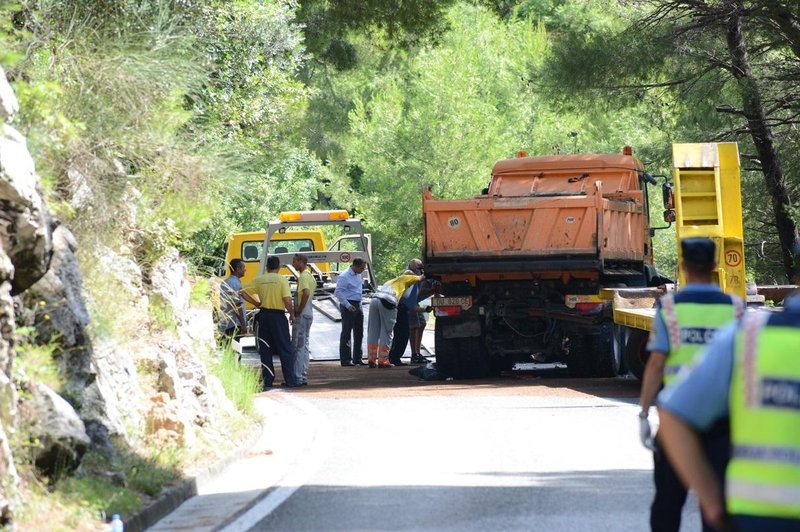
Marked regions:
[219,363,703,532]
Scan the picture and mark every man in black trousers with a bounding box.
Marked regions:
[334,258,367,366]
[240,255,299,389]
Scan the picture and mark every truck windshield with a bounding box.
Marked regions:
[240,239,315,263]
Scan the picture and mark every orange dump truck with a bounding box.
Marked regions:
[424,148,667,378]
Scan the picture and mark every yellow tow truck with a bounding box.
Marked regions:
[220,210,376,294]
[219,210,377,360]
[605,142,792,378]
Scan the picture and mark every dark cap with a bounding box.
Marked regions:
[681,237,716,265]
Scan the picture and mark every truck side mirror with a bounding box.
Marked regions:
[662,183,674,209]
[663,209,676,223]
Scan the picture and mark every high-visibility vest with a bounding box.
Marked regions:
[727,311,800,520]
[660,291,743,385]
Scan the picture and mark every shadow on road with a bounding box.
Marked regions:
[246,469,696,531]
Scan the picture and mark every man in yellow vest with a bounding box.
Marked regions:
[367,271,425,368]
[292,253,315,386]
[639,237,743,532]
[658,247,800,531]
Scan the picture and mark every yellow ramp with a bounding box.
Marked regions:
[672,142,746,299]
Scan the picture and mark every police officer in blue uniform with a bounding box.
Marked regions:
[657,245,800,532]
[638,237,744,532]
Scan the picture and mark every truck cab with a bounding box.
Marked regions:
[222,229,329,292]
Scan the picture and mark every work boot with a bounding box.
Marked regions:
[378,346,392,364]
[410,353,429,364]
[367,345,378,368]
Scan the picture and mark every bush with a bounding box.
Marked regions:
[213,347,260,414]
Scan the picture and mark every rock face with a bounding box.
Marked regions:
[145,392,194,446]
[23,226,145,450]
[0,110,51,293]
[150,249,191,320]
[24,383,91,478]
[26,225,89,350]
[0,65,242,528]
[0,247,18,525]
[0,65,49,525]
[0,69,17,122]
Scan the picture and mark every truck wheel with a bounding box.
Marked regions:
[592,322,619,377]
[489,355,514,376]
[460,337,491,378]
[624,328,650,380]
[566,334,593,377]
[434,321,490,379]
[434,321,457,376]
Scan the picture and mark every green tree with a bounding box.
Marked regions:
[538,0,800,282]
[321,2,676,279]
[328,4,548,278]
[297,0,456,70]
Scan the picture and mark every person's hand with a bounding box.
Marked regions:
[347,304,355,312]
[700,500,733,531]
[288,314,295,325]
[639,413,655,450]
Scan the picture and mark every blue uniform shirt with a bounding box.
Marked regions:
[659,293,800,431]
[399,283,420,309]
[334,266,364,307]
[647,283,728,353]
[218,275,245,332]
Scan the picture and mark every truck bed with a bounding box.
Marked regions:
[423,182,645,274]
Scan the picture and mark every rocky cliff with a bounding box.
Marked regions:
[0,67,239,528]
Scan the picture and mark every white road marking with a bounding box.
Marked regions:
[219,393,331,532]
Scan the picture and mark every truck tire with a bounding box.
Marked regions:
[592,322,620,377]
[489,355,514,376]
[624,328,650,380]
[434,321,490,379]
[566,333,593,377]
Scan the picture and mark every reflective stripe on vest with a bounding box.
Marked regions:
[661,293,739,385]
[727,313,800,519]
[727,480,800,512]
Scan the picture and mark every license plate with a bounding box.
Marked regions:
[432,296,472,309]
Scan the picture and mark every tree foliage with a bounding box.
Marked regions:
[319,4,545,278]
[297,0,456,70]
[538,0,800,282]
[4,0,324,271]
[5,0,798,284]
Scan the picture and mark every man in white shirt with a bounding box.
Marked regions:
[334,258,367,366]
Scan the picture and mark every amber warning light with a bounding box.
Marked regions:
[278,210,349,222]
